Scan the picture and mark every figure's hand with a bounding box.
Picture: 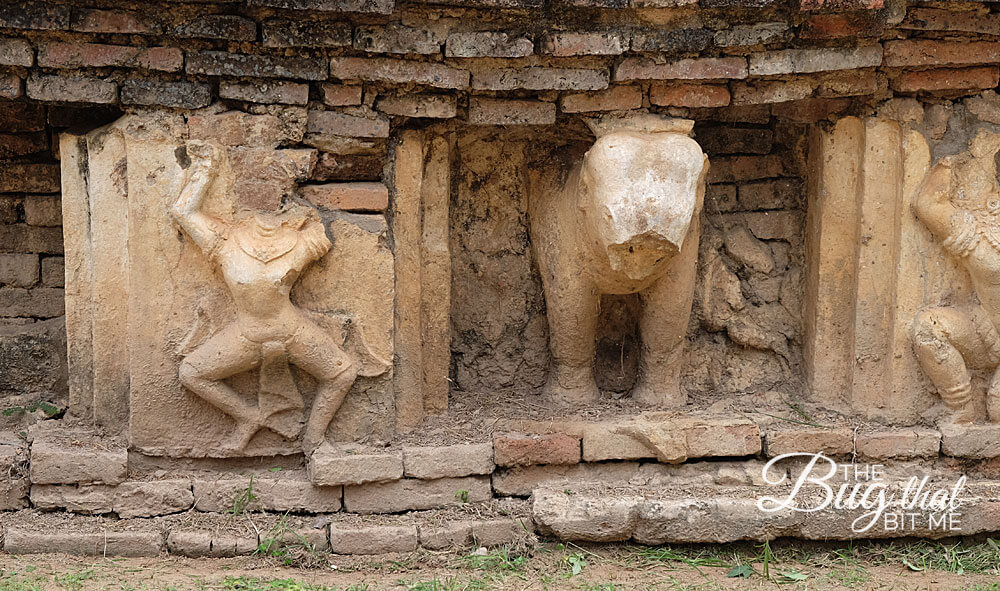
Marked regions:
[926,157,955,203]
[186,140,221,171]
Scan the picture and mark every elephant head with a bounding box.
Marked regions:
[578,129,707,281]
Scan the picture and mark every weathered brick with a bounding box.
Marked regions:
[30,433,127,484]
[193,477,342,513]
[706,184,738,211]
[40,257,63,287]
[855,430,940,459]
[892,67,1000,93]
[26,75,117,104]
[714,23,788,47]
[615,57,747,81]
[122,80,212,109]
[0,75,21,100]
[494,432,581,467]
[38,43,182,72]
[247,0,394,15]
[376,94,456,118]
[403,443,495,479]
[468,98,555,125]
[800,0,883,9]
[262,19,352,48]
[71,9,161,34]
[188,51,327,80]
[300,182,389,212]
[0,163,59,194]
[633,0,696,5]
[0,254,38,288]
[5,530,162,557]
[343,476,491,513]
[631,29,712,54]
[0,133,47,159]
[748,46,882,76]
[447,32,534,58]
[189,112,287,147]
[738,179,801,209]
[801,13,884,39]
[355,26,441,55]
[650,83,730,107]
[329,525,417,554]
[708,154,785,183]
[941,423,1000,458]
[561,86,642,113]
[308,110,389,138]
[0,2,70,31]
[220,81,309,105]
[31,484,115,514]
[0,225,63,253]
[697,126,773,155]
[816,70,879,97]
[330,57,469,89]
[900,8,1000,37]
[167,530,257,558]
[701,0,778,6]
[731,79,815,105]
[884,40,1000,68]
[493,462,640,497]
[312,153,384,181]
[321,84,363,106]
[47,105,121,129]
[24,196,60,227]
[766,427,854,457]
[175,15,256,41]
[473,67,608,91]
[540,31,625,56]
[0,103,44,133]
[308,446,403,486]
[0,39,32,67]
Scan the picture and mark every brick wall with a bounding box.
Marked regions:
[0,0,998,409]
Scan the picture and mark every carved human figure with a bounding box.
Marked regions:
[529,121,708,406]
[912,154,1000,424]
[171,141,358,453]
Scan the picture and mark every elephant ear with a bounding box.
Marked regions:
[584,113,694,138]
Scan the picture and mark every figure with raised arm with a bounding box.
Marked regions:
[171,140,358,453]
[912,154,1000,423]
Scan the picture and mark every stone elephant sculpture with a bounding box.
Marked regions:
[528,118,708,406]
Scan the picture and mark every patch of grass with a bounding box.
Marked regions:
[0,569,47,591]
[220,576,333,591]
[255,514,325,569]
[639,546,731,572]
[53,569,94,591]
[398,578,484,591]
[229,475,257,516]
[460,547,526,574]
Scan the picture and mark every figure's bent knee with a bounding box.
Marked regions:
[317,356,358,383]
[178,358,203,388]
[913,309,950,348]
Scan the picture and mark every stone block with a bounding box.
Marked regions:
[0,287,64,318]
[329,525,417,554]
[30,484,115,513]
[115,480,194,518]
[766,427,854,457]
[343,476,491,513]
[301,183,389,212]
[308,445,403,486]
[855,430,941,459]
[194,476,342,513]
[493,433,581,467]
[402,443,495,479]
[29,429,127,485]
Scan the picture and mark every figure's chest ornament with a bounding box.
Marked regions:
[233,225,298,263]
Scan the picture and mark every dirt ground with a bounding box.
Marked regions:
[2,539,1000,590]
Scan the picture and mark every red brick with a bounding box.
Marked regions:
[188,51,327,80]
[308,111,389,138]
[884,40,1000,68]
[800,0,882,8]
[71,9,162,34]
[801,13,884,38]
[472,67,608,91]
[900,8,1000,36]
[772,97,850,123]
[615,57,747,81]
[468,98,555,125]
[892,67,1000,94]
[493,433,581,467]
[175,15,256,41]
[219,81,310,106]
[0,164,59,193]
[26,75,117,104]
[0,39,32,67]
[541,32,626,56]
[650,83,730,108]
[188,112,285,147]
[320,84,363,107]
[301,183,388,212]
[0,75,21,100]
[561,86,642,113]
[37,43,182,72]
[330,57,469,89]
[732,79,815,105]
[311,153,384,182]
[0,133,46,159]
[816,70,879,97]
